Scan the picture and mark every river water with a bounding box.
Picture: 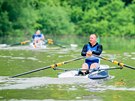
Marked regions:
[0,45,135,101]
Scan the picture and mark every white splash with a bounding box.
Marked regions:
[0,76,93,90]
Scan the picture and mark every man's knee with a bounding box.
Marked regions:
[82,63,89,73]
[90,63,100,69]
[82,63,89,69]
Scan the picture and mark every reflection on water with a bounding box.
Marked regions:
[85,84,135,92]
[0,76,93,90]
[0,76,135,92]
[0,55,38,61]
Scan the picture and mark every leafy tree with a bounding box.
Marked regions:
[0,0,135,38]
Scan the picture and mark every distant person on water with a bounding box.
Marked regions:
[32,30,45,42]
[31,30,46,48]
[79,34,103,75]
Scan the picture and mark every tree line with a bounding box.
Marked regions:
[0,0,135,37]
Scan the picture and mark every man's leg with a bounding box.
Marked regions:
[77,63,89,75]
[82,63,89,73]
[90,63,100,71]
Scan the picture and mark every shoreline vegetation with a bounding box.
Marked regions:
[0,0,134,50]
[0,0,135,38]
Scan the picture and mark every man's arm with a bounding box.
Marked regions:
[81,44,87,56]
[92,44,103,55]
[32,34,35,39]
